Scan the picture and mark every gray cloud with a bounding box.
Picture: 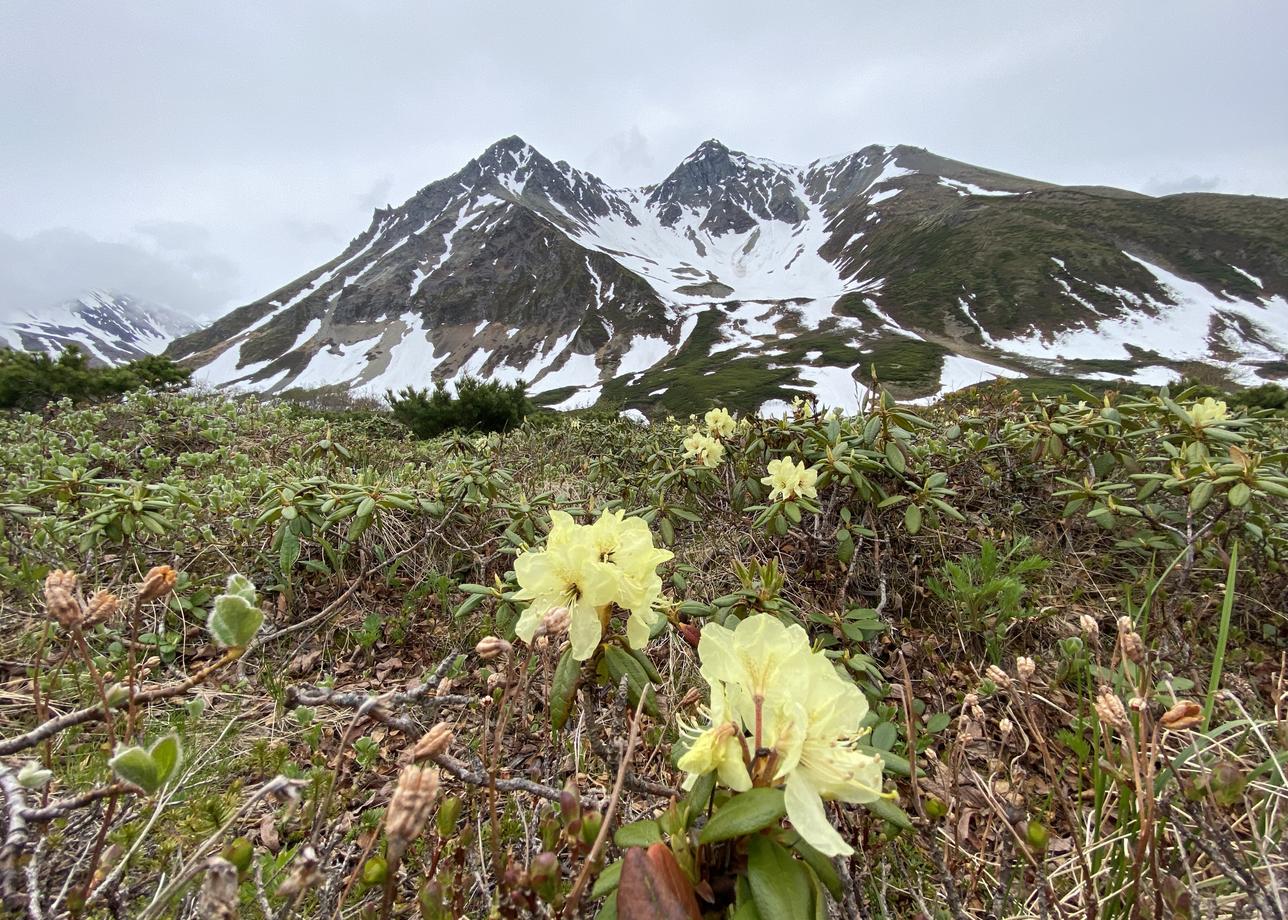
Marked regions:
[1,0,1285,320]
[586,127,657,187]
[0,228,239,321]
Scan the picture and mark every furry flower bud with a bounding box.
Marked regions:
[44,569,82,628]
[1095,688,1129,731]
[1160,701,1202,732]
[138,565,178,603]
[385,766,440,855]
[84,590,120,627]
[475,636,512,660]
[412,722,454,762]
[1015,656,1036,683]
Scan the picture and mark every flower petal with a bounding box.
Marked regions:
[785,771,853,857]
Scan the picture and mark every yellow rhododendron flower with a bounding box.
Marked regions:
[761,457,818,501]
[1188,397,1229,427]
[705,407,736,438]
[791,395,815,419]
[587,509,673,647]
[513,528,618,660]
[678,615,884,856]
[683,432,725,468]
[515,509,672,659]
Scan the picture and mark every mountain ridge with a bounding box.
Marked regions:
[3,290,199,365]
[167,136,1288,413]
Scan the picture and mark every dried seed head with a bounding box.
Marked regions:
[1015,656,1036,683]
[1079,614,1100,640]
[1117,616,1145,663]
[138,565,178,603]
[412,722,453,762]
[196,857,239,920]
[1095,688,1129,732]
[84,590,120,627]
[385,766,440,854]
[44,569,82,628]
[539,606,571,638]
[985,665,1012,689]
[275,846,322,897]
[475,636,512,660]
[1161,700,1203,732]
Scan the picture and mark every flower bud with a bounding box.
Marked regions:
[475,636,512,660]
[998,717,1014,737]
[539,606,571,638]
[84,590,120,627]
[1079,614,1100,640]
[1025,819,1050,853]
[223,837,254,873]
[385,766,440,855]
[1118,616,1144,663]
[1015,656,1036,683]
[362,855,388,886]
[412,722,453,762]
[579,809,603,846]
[559,780,580,824]
[529,851,559,900]
[138,565,178,603]
[16,761,53,790]
[44,569,82,628]
[1094,688,1129,732]
[1160,700,1203,732]
[924,796,949,820]
[985,665,1012,689]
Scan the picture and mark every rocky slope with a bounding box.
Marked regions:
[168,137,1288,413]
[3,291,199,365]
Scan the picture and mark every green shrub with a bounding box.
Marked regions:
[0,347,191,411]
[388,375,531,438]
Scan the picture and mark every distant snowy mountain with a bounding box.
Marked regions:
[2,291,201,365]
[168,136,1288,413]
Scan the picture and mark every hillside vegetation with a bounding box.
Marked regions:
[0,383,1285,918]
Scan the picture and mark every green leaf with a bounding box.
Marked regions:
[549,645,580,731]
[109,746,161,794]
[904,504,922,535]
[788,835,842,899]
[884,441,906,474]
[863,795,913,831]
[747,835,814,920]
[926,712,951,733]
[699,787,786,844]
[207,592,264,649]
[224,573,257,604]
[148,734,182,784]
[279,527,301,573]
[684,771,717,817]
[614,819,663,848]
[1228,482,1251,508]
[591,860,624,899]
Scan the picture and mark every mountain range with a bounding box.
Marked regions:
[161,136,1288,414]
[2,291,199,365]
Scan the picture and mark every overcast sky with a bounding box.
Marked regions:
[2,0,1285,320]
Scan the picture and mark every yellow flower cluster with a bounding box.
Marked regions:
[761,457,818,502]
[791,395,815,419]
[677,615,884,856]
[1188,397,1229,427]
[704,407,736,438]
[683,432,725,468]
[514,510,673,660]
